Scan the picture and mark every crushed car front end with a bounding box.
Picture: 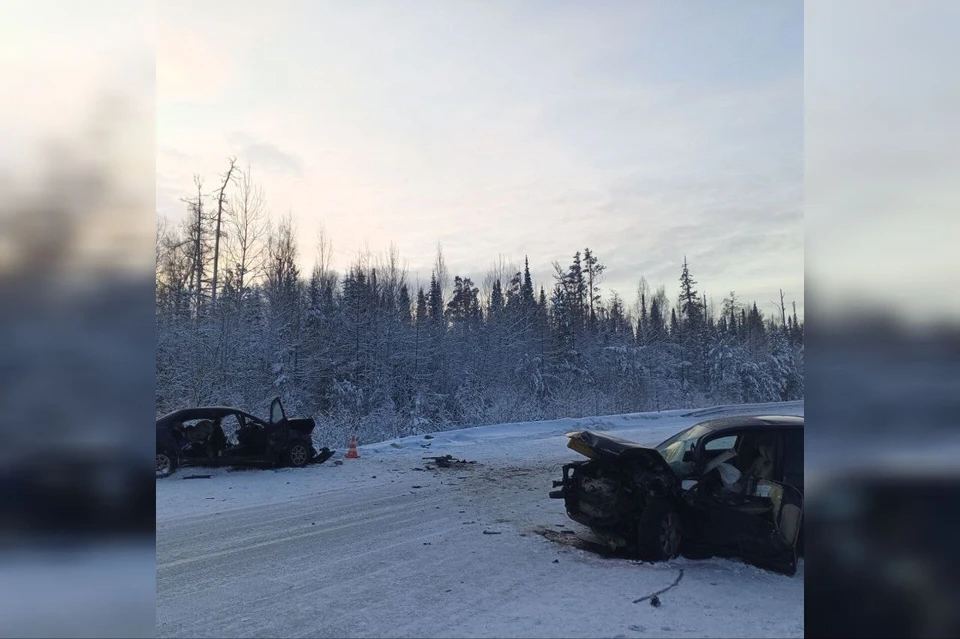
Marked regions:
[550,431,682,553]
[551,460,637,550]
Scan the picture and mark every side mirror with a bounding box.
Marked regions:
[683,450,695,463]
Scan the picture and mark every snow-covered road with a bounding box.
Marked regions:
[157,402,804,638]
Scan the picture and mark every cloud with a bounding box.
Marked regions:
[226,132,304,177]
[157,2,804,317]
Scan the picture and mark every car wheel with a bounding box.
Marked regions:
[285,442,310,468]
[636,499,682,561]
[156,451,176,478]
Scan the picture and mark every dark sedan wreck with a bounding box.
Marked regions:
[550,415,804,575]
[156,397,333,478]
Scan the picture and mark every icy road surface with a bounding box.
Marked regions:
[157,402,804,638]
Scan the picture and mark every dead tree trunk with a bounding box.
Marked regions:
[211,157,238,308]
[210,158,237,305]
[179,176,204,319]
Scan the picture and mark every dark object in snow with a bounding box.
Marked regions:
[423,455,476,469]
[182,474,212,480]
[334,460,343,466]
[482,530,502,535]
[413,467,427,472]
[551,415,804,576]
[423,542,431,545]
[156,397,334,479]
[633,569,684,605]
[424,434,434,440]
[553,559,559,564]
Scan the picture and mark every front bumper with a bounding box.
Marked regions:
[549,462,582,499]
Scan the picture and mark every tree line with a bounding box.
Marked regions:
[156,163,803,445]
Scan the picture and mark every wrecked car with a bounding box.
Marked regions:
[155,397,333,478]
[550,415,804,575]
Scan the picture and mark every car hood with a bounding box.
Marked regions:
[565,430,676,477]
[288,417,316,435]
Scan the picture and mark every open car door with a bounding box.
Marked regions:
[757,479,804,574]
[265,397,290,461]
[683,474,803,575]
[270,397,287,424]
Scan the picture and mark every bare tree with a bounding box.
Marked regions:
[210,157,239,306]
[433,243,448,297]
[226,163,269,296]
[315,223,334,276]
[179,175,206,316]
[779,289,787,328]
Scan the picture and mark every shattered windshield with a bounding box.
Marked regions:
[655,425,710,465]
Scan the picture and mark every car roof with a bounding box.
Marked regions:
[695,414,804,433]
[157,406,256,422]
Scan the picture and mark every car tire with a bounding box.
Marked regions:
[636,498,682,561]
[156,451,177,478]
[285,442,311,468]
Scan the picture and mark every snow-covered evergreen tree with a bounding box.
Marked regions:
[157,176,804,443]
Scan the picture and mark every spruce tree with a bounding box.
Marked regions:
[416,288,428,324]
[678,256,701,329]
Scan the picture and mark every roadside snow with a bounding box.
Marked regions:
[0,543,155,638]
[157,402,804,638]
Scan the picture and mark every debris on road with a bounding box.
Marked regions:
[482,530,502,535]
[423,455,476,469]
[633,568,685,605]
[183,474,212,480]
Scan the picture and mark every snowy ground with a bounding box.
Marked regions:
[1,543,155,638]
[157,401,804,638]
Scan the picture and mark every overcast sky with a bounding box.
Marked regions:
[158,0,803,318]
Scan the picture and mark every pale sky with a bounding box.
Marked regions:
[158,0,804,318]
[805,1,960,323]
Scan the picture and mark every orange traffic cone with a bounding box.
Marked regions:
[345,434,360,459]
